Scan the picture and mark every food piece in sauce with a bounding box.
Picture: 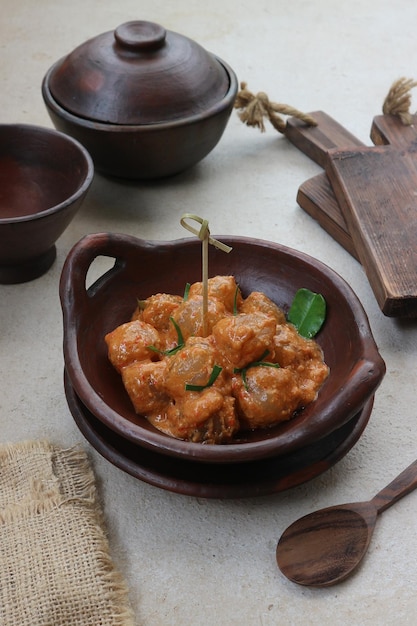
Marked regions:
[159,336,239,443]
[105,320,160,373]
[239,290,286,324]
[233,345,329,430]
[272,322,325,369]
[121,359,169,415]
[188,275,242,313]
[168,295,228,342]
[119,335,240,443]
[164,336,223,397]
[212,312,276,369]
[132,293,182,330]
[104,276,329,444]
[131,293,183,352]
[233,366,302,428]
[155,389,238,444]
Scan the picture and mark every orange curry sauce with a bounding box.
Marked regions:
[105,276,329,444]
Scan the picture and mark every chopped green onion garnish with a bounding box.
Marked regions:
[233,285,239,316]
[185,364,223,391]
[170,316,184,346]
[183,283,191,301]
[147,317,185,356]
[234,350,280,390]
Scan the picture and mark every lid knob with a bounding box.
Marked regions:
[114,21,166,52]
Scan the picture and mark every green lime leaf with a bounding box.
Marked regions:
[287,288,326,339]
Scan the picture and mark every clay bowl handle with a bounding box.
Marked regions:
[60,233,141,313]
[60,232,165,389]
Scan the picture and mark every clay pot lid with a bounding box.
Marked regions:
[47,21,232,125]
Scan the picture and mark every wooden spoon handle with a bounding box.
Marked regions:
[371,459,417,515]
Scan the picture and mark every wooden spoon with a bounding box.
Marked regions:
[276,459,417,587]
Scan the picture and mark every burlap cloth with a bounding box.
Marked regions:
[0,440,135,626]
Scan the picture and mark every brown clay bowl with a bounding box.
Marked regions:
[60,232,385,464]
[41,21,238,180]
[0,124,94,284]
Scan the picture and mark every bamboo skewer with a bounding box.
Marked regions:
[180,214,232,336]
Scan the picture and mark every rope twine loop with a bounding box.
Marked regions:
[382,77,417,125]
[234,81,317,133]
[234,77,417,134]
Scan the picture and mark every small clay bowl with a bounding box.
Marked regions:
[42,20,238,180]
[60,232,385,464]
[0,124,94,284]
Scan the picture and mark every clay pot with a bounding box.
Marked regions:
[0,124,93,284]
[42,21,238,179]
[61,232,385,464]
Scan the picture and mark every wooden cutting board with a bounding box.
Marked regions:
[295,174,358,260]
[285,112,363,261]
[285,111,417,318]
